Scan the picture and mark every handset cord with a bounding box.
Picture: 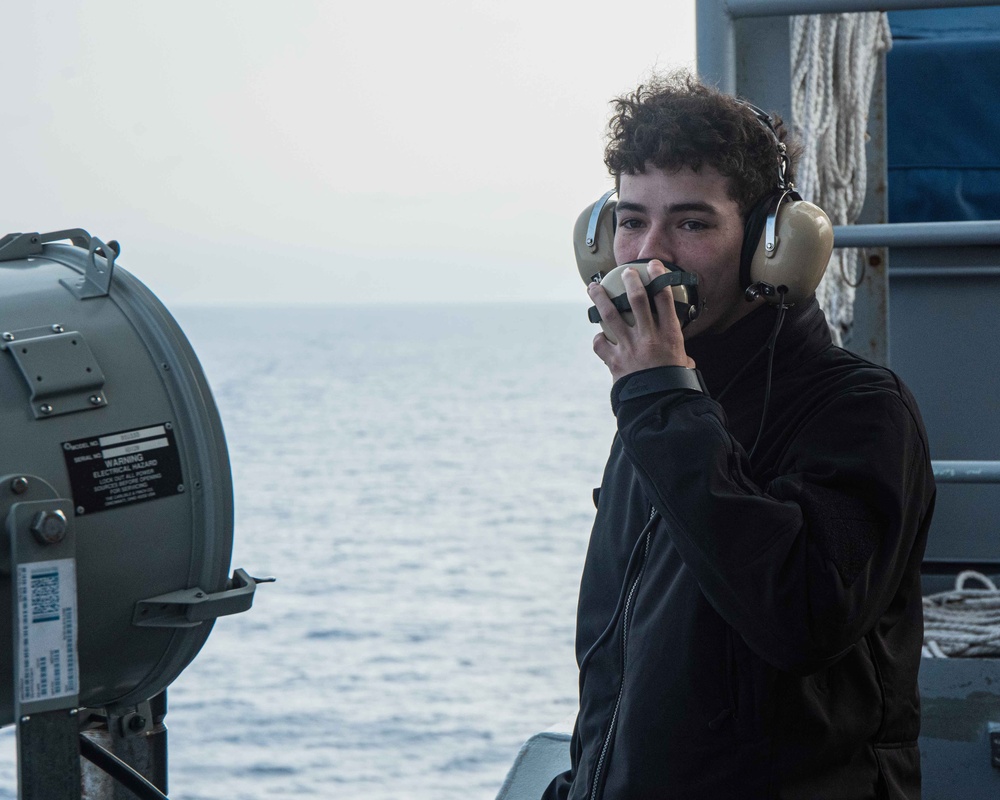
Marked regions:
[79,734,169,800]
[747,297,789,460]
[716,341,770,403]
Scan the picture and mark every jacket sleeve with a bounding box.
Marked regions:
[615,381,933,675]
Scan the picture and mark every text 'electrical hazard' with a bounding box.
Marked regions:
[62,423,184,515]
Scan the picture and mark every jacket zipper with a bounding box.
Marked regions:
[589,508,655,800]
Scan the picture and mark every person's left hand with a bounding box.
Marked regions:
[589,259,696,382]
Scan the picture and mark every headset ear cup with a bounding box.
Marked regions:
[746,198,835,305]
[573,195,618,285]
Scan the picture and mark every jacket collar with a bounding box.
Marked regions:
[686,296,832,397]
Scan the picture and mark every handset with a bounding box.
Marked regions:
[587,260,701,344]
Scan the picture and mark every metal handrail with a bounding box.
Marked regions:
[723,0,999,18]
[932,461,1000,484]
[833,220,1000,249]
[697,0,1000,94]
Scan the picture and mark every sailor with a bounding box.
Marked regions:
[545,72,935,799]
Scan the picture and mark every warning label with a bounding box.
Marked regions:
[62,423,184,515]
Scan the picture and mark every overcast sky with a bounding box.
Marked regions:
[2,2,696,307]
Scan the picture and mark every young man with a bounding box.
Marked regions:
[544,73,935,799]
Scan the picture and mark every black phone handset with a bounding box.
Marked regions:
[586,260,701,344]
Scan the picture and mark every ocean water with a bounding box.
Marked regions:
[0,304,618,799]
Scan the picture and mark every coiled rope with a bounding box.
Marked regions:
[922,571,1000,658]
[790,12,893,345]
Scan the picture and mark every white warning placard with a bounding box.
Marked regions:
[16,558,79,704]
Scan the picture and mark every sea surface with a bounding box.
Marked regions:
[0,304,619,799]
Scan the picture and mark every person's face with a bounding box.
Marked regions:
[613,164,756,338]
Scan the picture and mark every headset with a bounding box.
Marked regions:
[573,103,834,325]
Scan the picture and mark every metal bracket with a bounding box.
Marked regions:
[0,228,119,297]
[0,228,91,262]
[59,235,118,299]
[17,710,83,799]
[0,228,118,300]
[8,497,80,720]
[116,700,154,738]
[0,326,107,419]
[132,568,269,628]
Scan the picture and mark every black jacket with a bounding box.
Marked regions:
[544,299,935,800]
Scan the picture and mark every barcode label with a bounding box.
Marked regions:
[16,559,79,704]
[30,570,60,622]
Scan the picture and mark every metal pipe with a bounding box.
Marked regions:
[724,0,1000,18]
[833,220,1000,249]
[890,267,1000,279]
[932,461,1000,484]
[697,0,737,93]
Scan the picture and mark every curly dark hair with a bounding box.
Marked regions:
[604,71,800,216]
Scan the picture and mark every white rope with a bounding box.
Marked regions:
[790,13,892,345]
[922,571,1000,658]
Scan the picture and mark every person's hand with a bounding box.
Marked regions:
[589,259,696,382]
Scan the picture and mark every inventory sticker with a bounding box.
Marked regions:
[62,422,184,515]
[16,559,79,704]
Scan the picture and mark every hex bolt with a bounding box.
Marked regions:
[39,404,53,415]
[89,395,103,406]
[51,324,64,333]
[10,477,29,495]
[31,509,68,545]
[127,715,147,732]
[2,332,13,342]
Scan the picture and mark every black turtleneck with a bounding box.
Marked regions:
[685,295,832,398]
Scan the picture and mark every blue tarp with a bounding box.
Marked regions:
[886,9,1000,223]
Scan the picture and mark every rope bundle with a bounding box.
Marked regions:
[790,13,893,344]
[922,571,1000,658]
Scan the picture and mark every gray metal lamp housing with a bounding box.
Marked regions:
[0,229,259,726]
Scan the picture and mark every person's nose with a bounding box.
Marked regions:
[636,224,674,263]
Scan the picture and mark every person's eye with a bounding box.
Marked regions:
[618,218,643,230]
[680,219,709,231]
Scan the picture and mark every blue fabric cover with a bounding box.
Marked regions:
[886,10,1000,222]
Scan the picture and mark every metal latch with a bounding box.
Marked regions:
[989,722,1000,769]
[1,326,107,419]
[132,569,273,628]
